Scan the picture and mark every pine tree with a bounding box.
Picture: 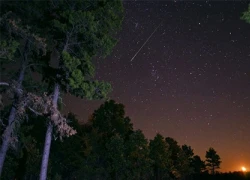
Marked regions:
[0,2,47,175]
[205,147,221,175]
[0,1,124,178]
[35,1,124,179]
[165,138,194,179]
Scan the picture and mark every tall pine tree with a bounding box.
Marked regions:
[35,1,124,179]
[0,1,47,175]
[205,147,221,175]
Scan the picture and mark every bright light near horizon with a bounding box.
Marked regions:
[242,166,247,172]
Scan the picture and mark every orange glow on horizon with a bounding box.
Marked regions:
[241,166,247,172]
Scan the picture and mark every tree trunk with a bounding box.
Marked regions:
[0,107,17,176]
[39,83,59,180]
[0,47,27,176]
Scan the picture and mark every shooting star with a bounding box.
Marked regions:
[130,21,163,62]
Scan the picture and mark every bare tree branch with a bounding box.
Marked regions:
[28,106,43,116]
[0,82,9,86]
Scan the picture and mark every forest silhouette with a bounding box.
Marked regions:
[1,100,250,179]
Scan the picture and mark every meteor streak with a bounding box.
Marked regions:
[130,21,163,62]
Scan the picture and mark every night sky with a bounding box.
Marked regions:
[64,1,250,172]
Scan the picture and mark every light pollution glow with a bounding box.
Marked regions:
[241,166,247,172]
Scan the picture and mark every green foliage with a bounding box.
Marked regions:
[0,1,124,177]
[0,0,50,97]
[0,8,46,89]
[38,0,124,101]
[62,51,81,73]
[0,40,19,61]
[241,4,250,24]
[1,0,124,101]
[0,2,47,56]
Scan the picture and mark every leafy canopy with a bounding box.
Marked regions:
[241,4,250,24]
[42,0,124,100]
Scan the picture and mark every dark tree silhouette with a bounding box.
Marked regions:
[205,148,221,175]
[191,155,206,174]
[150,134,171,180]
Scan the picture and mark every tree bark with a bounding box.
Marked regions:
[0,107,17,176]
[39,40,67,180]
[39,83,59,180]
[0,44,27,176]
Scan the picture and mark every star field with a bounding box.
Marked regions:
[64,1,250,172]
